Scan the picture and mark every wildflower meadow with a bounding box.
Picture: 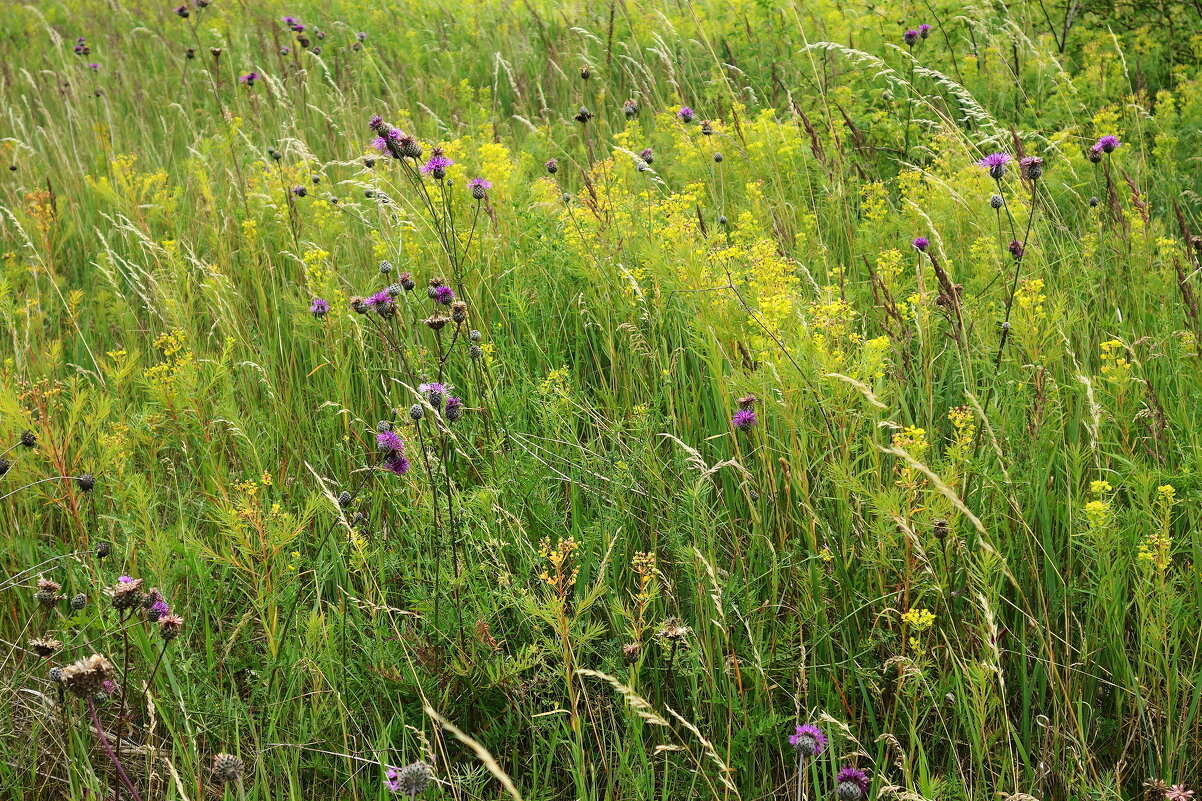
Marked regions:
[3,0,1202,799]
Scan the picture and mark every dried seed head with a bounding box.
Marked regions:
[623,99,638,118]
[109,577,144,611]
[622,642,641,663]
[159,613,184,641]
[76,474,95,492]
[470,344,483,360]
[451,301,468,323]
[60,654,116,699]
[212,753,244,784]
[94,541,111,559]
[0,458,9,477]
[30,636,63,658]
[424,314,450,332]
[933,519,949,540]
[19,430,37,448]
[35,578,62,607]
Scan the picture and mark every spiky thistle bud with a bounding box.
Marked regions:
[76,474,95,492]
[338,491,353,508]
[71,593,87,610]
[19,430,37,448]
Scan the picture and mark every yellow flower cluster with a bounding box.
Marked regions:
[538,536,581,597]
[1100,339,1132,383]
[902,607,935,630]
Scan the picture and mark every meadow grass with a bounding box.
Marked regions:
[2,0,1202,799]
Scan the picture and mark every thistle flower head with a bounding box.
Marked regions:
[212,753,244,784]
[836,767,870,801]
[640,148,654,163]
[239,72,259,86]
[310,297,329,317]
[159,613,184,640]
[677,106,694,122]
[383,455,410,475]
[912,237,929,252]
[989,193,1004,209]
[545,159,558,174]
[30,636,63,658]
[919,22,932,37]
[433,286,455,305]
[732,409,757,431]
[109,577,144,610]
[977,151,1012,179]
[60,654,117,698]
[444,396,464,422]
[420,155,453,179]
[1095,134,1120,154]
[19,430,37,448]
[418,382,451,410]
[468,177,491,200]
[35,578,62,607]
[385,761,432,797]
[1019,155,1045,181]
[377,430,404,455]
[789,723,827,756]
[903,28,919,45]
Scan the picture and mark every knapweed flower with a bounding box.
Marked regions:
[239,72,259,86]
[912,237,929,252]
[30,636,63,657]
[310,298,329,318]
[367,290,396,315]
[640,147,654,164]
[419,382,451,410]
[468,177,491,200]
[623,99,639,118]
[574,106,594,123]
[1019,155,1044,181]
[1095,134,1120,154]
[88,63,100,70]
[291,185,306,197]
[545,158,558,174]
[385,761,432,796]
[1167,786,1196,801]
[677,106,694,122]
[444,396,463,422]
[420,154,453,179]
[383,455,410,475]
[432,286,455,305]
[1008,239,1024,260]
[835,767,870,801]
[174,3,190,17]
[788,723,827,757]
[977,152,1012,180]
[737,394,757,410]
[990,193,1004,209]
[369,114,385,131]
[377,430,403,455]
[732,409,757,431]
[35,578,61,606]
[147,598,171,622]
[919,22,932,37]
[903,28,920,45]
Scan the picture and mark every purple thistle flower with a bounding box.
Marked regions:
[919,23,932,38]
[912,237,930,252]
[732,409,758,431]
[677,106,694,123]
[385,768,401,793]
[444,396,463,422]
[836,767,870,801]
[789,723,827,756]
[1095,134,1119,154]
[419,382,451,410]
[377,430,403,455]
[148,599,171,622]
[282,15,298,25]
[383,454,410,476]
[1019,155,1045,181]
[174,4,190,17]
[118,576,135,583]
[239,72,259,86]
[545,158,558,174]
[367,290,392,307]
[309,297,329,317]
[903,29,920,45]
[468,177,492,200]
[421,154,454,179]
[977,151,1012,180]
[640,147,654,164]
[433,286,455,305]
[370,136,388,153]
[369,114,384,131]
